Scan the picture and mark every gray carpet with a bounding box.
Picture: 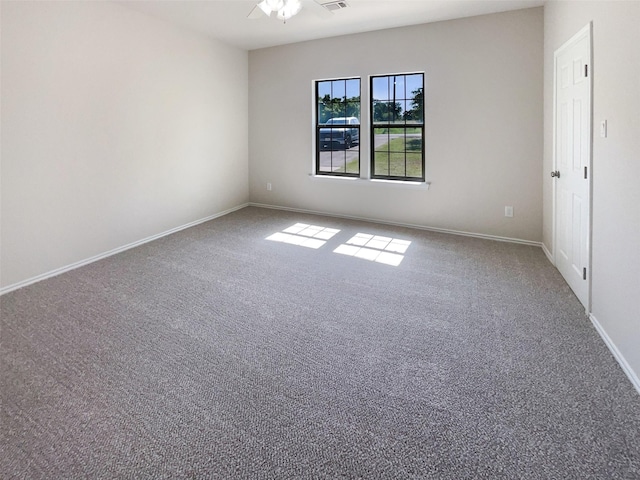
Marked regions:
[1,206,639,479]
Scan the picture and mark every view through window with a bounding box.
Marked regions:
[315,78,361,177]
[371,73,424,181]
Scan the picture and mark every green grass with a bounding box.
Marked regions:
[374,127,421,134]
[329,160,359,175]
[345,137,423,178]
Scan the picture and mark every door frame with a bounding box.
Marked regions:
[551,22,593,313]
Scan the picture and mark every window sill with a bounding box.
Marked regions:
[308,174,430,190]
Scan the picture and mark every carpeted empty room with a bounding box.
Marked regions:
[2,1,640,476]
[1,207,639,478]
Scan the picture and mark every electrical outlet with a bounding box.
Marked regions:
[266,183,272,191]
[505,206,514,218]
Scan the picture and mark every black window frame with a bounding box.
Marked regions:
[370,73,425,182]
[315,77,361,178]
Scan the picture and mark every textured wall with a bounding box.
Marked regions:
[1,1,249,288]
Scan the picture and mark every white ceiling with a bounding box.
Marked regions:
[115,0,544,51]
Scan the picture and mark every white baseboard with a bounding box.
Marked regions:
[249,202,543,248]
[589,313,640,395]
[541,242,554,265]
[0,203,249,296]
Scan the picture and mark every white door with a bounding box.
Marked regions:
[553,24,592,309]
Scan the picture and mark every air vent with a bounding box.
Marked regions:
[320,1,348,12]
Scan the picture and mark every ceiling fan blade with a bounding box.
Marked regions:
[247,3,269,19]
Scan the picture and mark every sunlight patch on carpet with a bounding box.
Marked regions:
[334,233,411,266]
[266,223,340,249]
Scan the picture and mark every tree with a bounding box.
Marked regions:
[318,95,360,124]
[372,100,403,123]
[403,87,424,122]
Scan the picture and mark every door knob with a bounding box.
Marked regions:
[551,170,560,178]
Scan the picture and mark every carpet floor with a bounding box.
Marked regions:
[1,206,639,479]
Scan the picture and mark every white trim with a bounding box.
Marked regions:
[308,174,359,181]
[551,35,558,275]
[0,203,249,296]
[541,242,554,265]
[308,174,430,189]
[589,313,640,395]
[370,179,427,187]
[249,202,542,247]
[586,23,595,315]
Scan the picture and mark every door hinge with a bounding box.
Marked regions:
[583,267,587,280]
[584,166,588,179]
[585,64,588,77]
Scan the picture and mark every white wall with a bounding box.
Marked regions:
[0,1,249,289]
[543,1,640,388]
[249,8,543,242]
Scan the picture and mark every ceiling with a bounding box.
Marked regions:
[115,0,544,51]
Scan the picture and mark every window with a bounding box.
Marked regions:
[316,78,361,177]
[371,73,424,181]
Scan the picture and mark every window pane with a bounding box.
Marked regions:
[393,75,406,100]
[373,151,389,176]
[346,102,360,121]
[375,131,423,179]
[318,143,349,173]
[317,81,331,99]
[373,127,389,152]
[346,79,360,100]
[373,101,402,124]
[399,100,410,124]
[372,101,390,123]
[406,74,422,96]
[328,146,359,174]
[346,148,359,174]
[406,153,423,178]
[413,101,423,123]
[372,76,389,101]
[318,127,359,161]
[318,103,332,124]
[332,149,346,173]
[391,101,402,124]
[331,80,345,100]
[408,92,423,123]
[387,133,407,152]
[406,134,422,153]
[389,155,406,177]
[373,125,390,177]
[405,98,423,123]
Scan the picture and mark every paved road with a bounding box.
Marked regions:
[317,146,360,173]
[318,134,420,172]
